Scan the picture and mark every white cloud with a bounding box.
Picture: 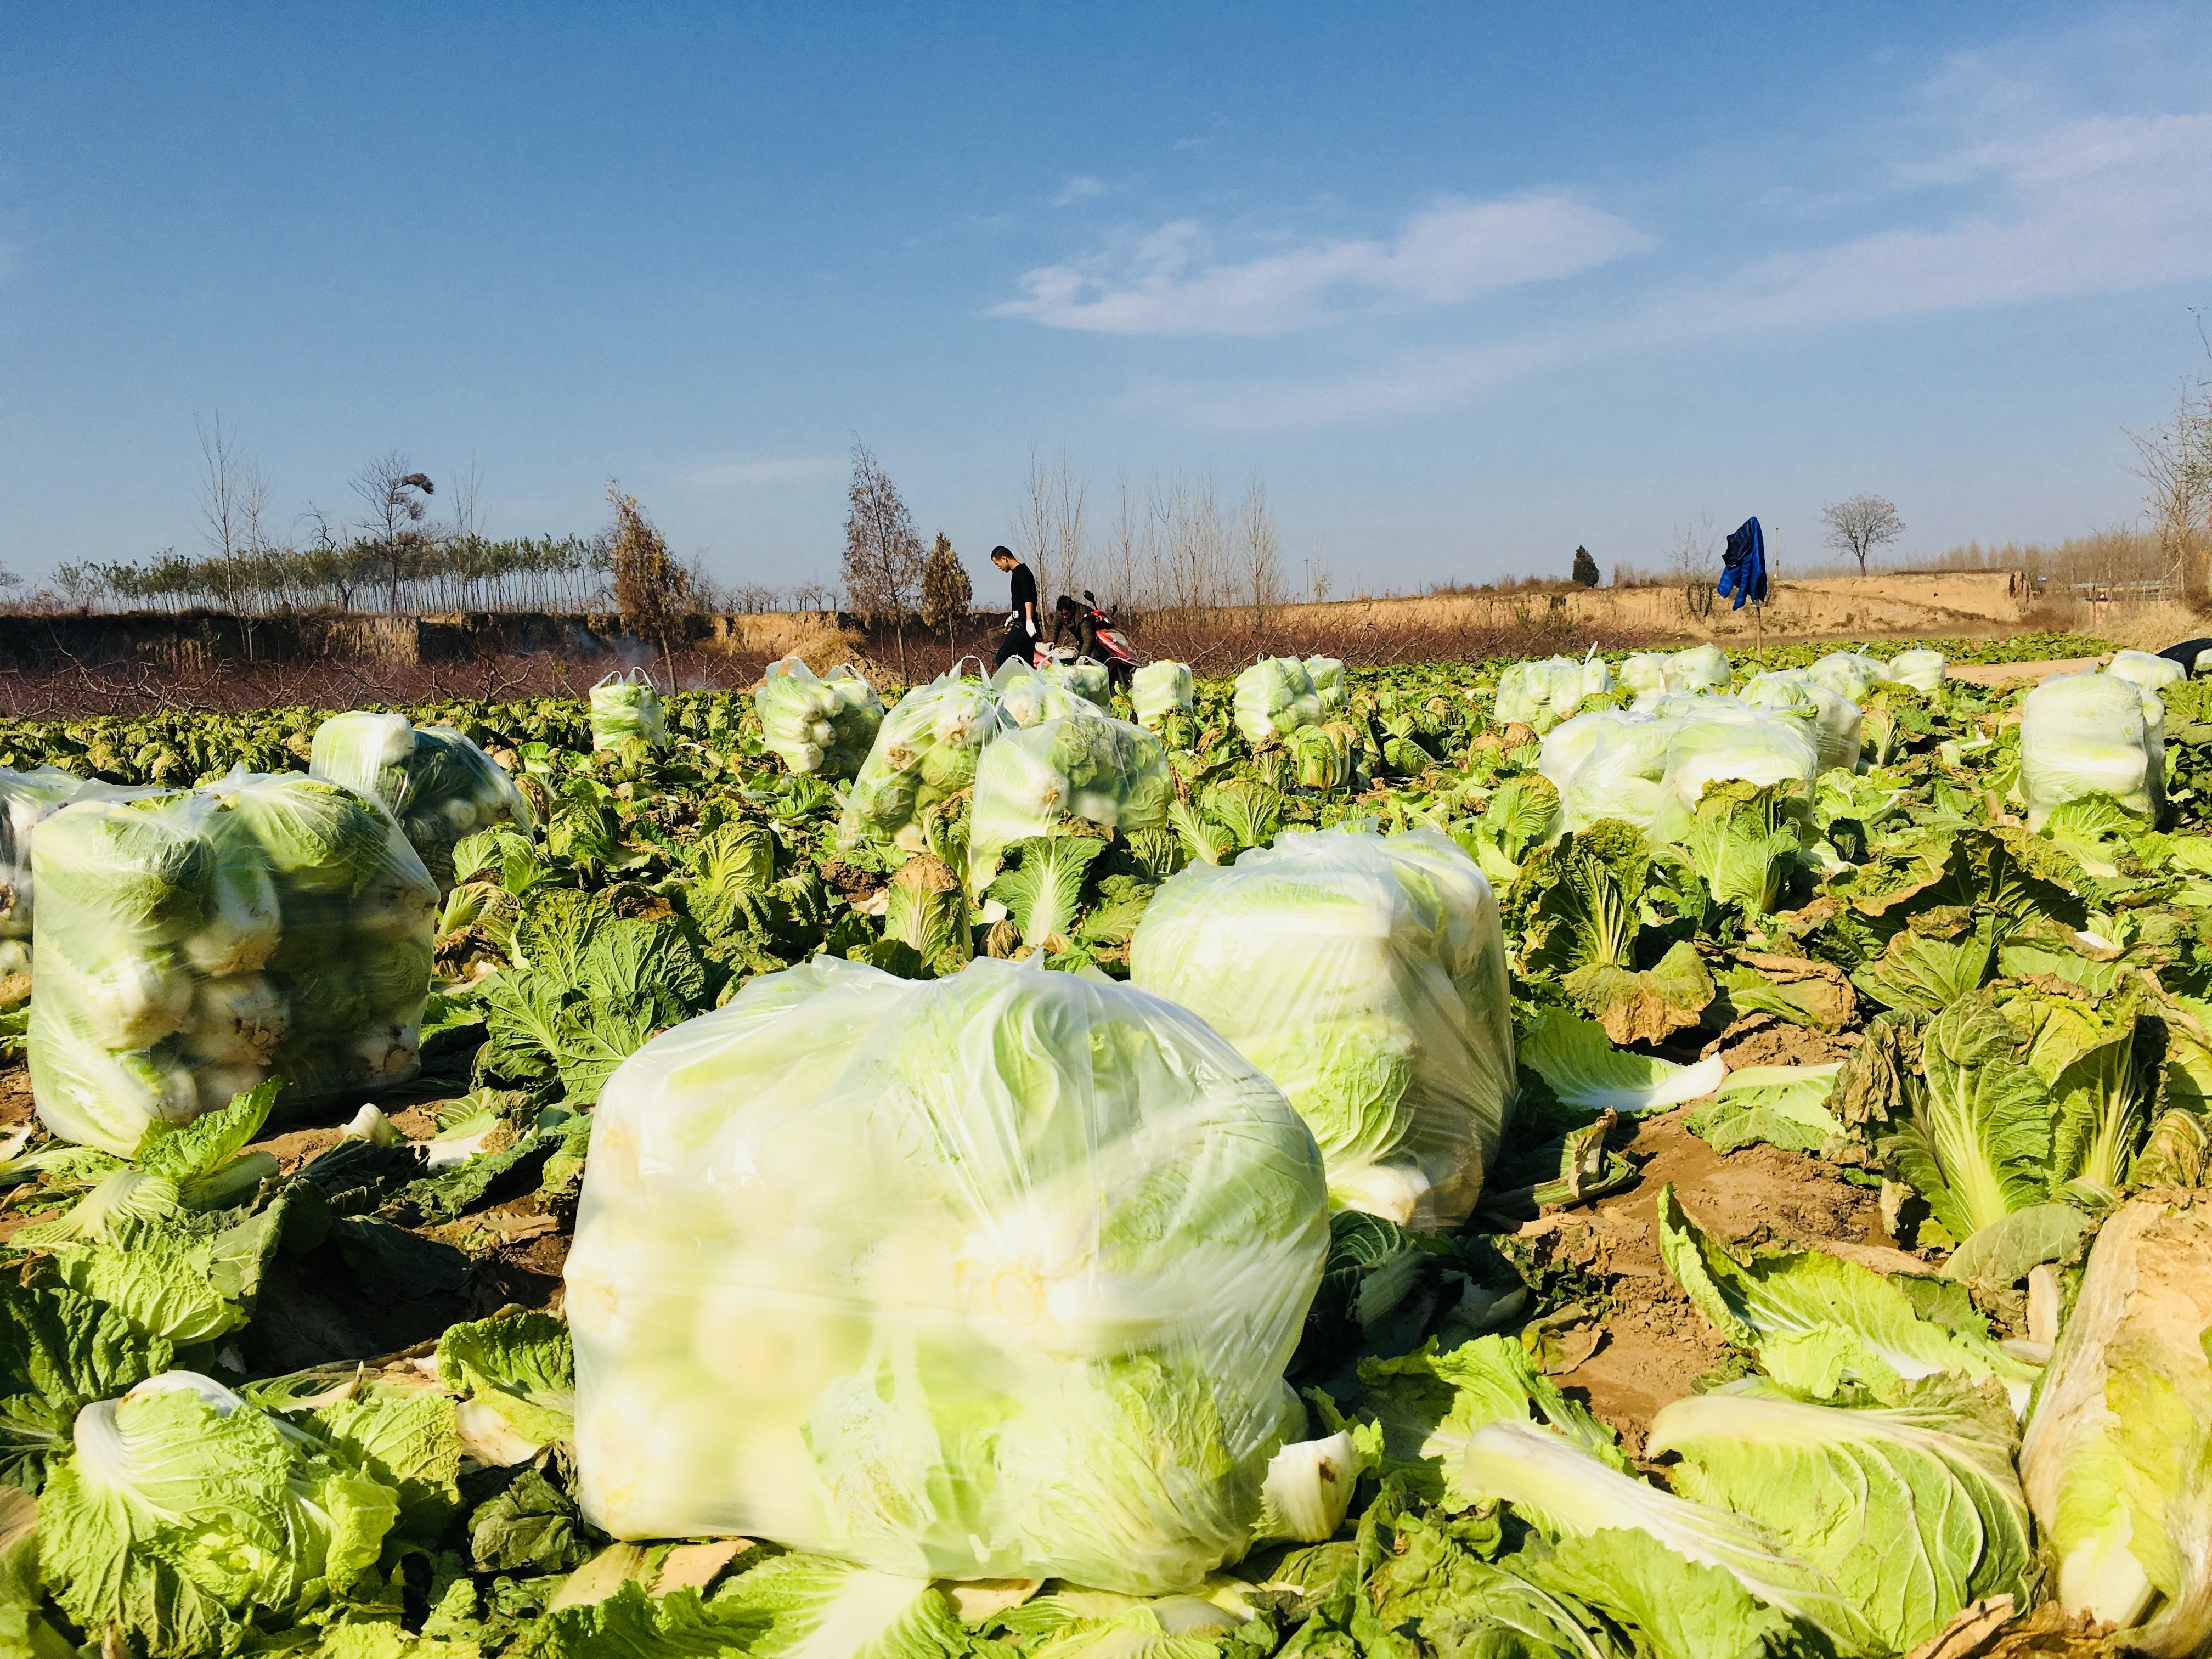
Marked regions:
[1160,102,2212,428]
[994,193,1651,336]
[1052,174,1105,206]
[687,456,844,488]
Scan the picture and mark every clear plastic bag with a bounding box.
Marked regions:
[590,669,667,750]
[989,661,1086,729]
[310,712,536,890]
[838,666,1008,855]
[567,956,1327,1592]
[1233,658,1323,746]
[1061,658,1113,708]
[1128,826,1514,1228]
[1494,655,1606,732]
[1740,670,1864,774]
[1884,648,1946,692]
[2019,670,2163,831]
[966,713,1173,890]
[0,766,104,968]
[1304,656,1346,715]
[2105,648,2186,697]
[1617,652,1669,696]
[1131,661,1194,730]
[1541,710,1682,833]
[1804,650,1885,703]
[29,775,439,1155]
[1650,713,1820,842]
[1665,642,1733,693]
[756,658,885,779]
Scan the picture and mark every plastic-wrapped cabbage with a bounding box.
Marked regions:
[991,661,1086,730]
[1805,650,1885,703]
[1304,656,1346,715]
[590,669,667,750]
[1537,709,1643,804]
[1131,661,1194,730]
[1233,657,1323,746]
[2106,648,2187,697]
[756,657,885,779]
[967,713,1173,890]
[1061,657,1113,708]
[2019,670,2163,832]
[1495,654,1609,732]
[1741,670,1864,774]
[1545,711,1682,833]
[1666,642,1733,692]
[0,765,98,960]
[567,956,1328,1592]
[30,776,438,1155]
[310,710,535,889]
[1884,648,1946,692]
[1129,826,1514,1228]
[838,669,1007,855]
[1617,652,1669,696]
[1651,713,1819,843]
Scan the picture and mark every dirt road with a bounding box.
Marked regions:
[1946,654,2107,686]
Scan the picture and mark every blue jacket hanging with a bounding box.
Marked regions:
[1717,516,1767,610]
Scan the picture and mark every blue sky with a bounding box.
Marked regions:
[4,3,2210,596]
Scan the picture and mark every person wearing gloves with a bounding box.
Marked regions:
[991,545,1040,669]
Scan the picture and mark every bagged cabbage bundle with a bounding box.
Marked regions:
[590,669,666,750]
[1617,652,1669,696]
[1665,642,1733,692]
[1740,670,1863,774]
[1233,657,1323,746]
[838,669,1007,855]
[1131,660,1194,729]
[0,765,100,973]
[1494,654,1607,732]
[2019,670,2163,832]
[567,956,1329,1592]
[309,711,536,890]
[2105,648,2187,696]
[1537,708,1642,799]
[1304,656,1346,715]
[990,661,1086,729]
[1542,710,1682,833]
[1650,713,1819,843]
[1883,648,1945,692]
[1061,657,1113,708]
[1129,826,1514,1228]
[967,712,1173,890]
[1804,650,1884,703]
[755,657,884,779]
[30,775,438,1155]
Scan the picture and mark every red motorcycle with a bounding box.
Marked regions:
[1037,591,1144,690]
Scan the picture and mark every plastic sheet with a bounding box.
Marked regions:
[590,669,667,750]
[838,667,1007,855]
[1804,651,1885,703]
[990,661,1086,730]
[966,712,1173,890]
[1540,711,1682,833]
[1129,826,1514,1228]
[2018,670,2163,832]
[29,775,439,1155]
[2104,648,2187,697]
[1650,713,1820,843]
[1884,648,1946,692]
[1060,658,1113,708]
[0,766,101,972]
[1666,642,1733,693]
[1304,656,1346,715]
[755,658,885,780]
[567,956,1327,1592]
[309,712,536,890]
[1494,654,1610,732]
[1131,661,1194,730]
[1740,670,1864,774]
[1233,658,1323,746]
[1617,652,1669,696]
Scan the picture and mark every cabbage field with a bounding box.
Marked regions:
[0,630,2203,1659]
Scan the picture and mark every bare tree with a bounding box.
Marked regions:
[351,453,437,611]
[1667,509,1719,579]
[1819,494,1906,576]
[607,482,693,662]
[2127,380,2212,600]
[842,439,926,678]
[1236,478,1284,628]
[1014,449,1088,611]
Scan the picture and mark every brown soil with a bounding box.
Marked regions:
[1945,656,2106,686]
[1707,1016,1861,1069]
[1526,1108,1883,1457]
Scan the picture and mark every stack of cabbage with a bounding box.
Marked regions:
[1130,826,1514,1228]
[1649,707,1819,842]
[2104,647,2187,697]
[589,669,667,750]
[29,775,439,1155]
[1618,642,1732,699]
[1539,698,1818,839]
[838,668,1006,854]
[2019,669,2164,831]
[1539,708,1678,833]
[754,657,884,779]
[1304,656,1346,715]
[967,712,1174,890]
[991,662,1086,729]
[0,765,99,976]
[1060,657,1113,707]
[1233,657,1323,745]
[1130,660,1194,730]
[309,710,536,890]
[1884,647,1946,691]
[1494,653,1612,732]
[566,956,1329,1592]
[1740,669,1864,774]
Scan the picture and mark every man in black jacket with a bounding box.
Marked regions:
[991,546,1039,669]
